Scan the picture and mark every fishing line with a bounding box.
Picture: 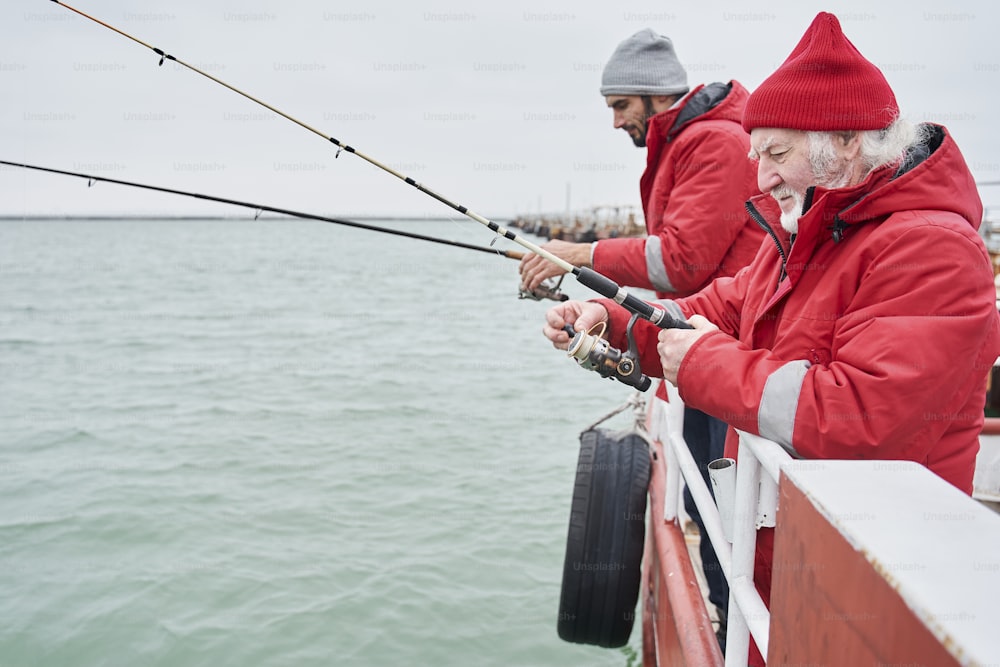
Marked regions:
[49,0,689,331]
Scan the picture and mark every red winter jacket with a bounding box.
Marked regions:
[607,124,999,493]
[592,81,765,298]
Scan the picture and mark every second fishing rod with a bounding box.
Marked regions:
[0,158,570,304]
[50,0,689,333]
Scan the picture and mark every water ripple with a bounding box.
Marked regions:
[0,219,641,667]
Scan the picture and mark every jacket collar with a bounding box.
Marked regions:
[747,166,896,285]
[646,81,736,147]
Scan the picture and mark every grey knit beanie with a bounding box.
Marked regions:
[600,29,689,97]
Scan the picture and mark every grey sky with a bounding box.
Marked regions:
[1,0,998,221]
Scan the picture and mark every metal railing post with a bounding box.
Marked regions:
[723,431,792,666]
[654,384,687,522]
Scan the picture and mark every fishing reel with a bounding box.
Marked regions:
[519,275,569,302]
[565,314,651,392]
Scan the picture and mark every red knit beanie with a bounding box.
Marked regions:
[743,12,898,131]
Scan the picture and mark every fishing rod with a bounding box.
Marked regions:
[1,158,568,301]
[50,0,692,389]
[0,158,514,257]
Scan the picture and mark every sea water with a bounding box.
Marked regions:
[0,218,645,667]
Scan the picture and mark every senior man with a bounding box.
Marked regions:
[543,12,1000,665]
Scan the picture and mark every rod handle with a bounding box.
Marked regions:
[573,267,693,330]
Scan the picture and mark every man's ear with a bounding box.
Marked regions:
[837,131,863,160]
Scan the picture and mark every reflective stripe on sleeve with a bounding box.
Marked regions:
[644,237,676,293]
[758,360,811,456]
[656,299,686,322]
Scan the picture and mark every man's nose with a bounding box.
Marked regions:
[757,161,781,195]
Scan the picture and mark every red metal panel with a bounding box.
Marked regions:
[642,440,725,667]
[641,536,659,667]
[768,477,962,666]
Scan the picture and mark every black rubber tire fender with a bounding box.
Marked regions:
[557,427,651,648]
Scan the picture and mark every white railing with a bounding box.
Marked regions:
[650,388,792,667]
[721,431,790,666]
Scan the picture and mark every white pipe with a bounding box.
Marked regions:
[667,432,734,580]
[729,575,772,655]
[656,392,685,522]
[663,431,681,522]
[740,430,793,483]
[708,457,737,543]
[757,472,779,529]
[726,439,766,665]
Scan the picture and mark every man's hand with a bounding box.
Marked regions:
[657,314,718,385]
[543,300,609,350]
[519,240,593,292]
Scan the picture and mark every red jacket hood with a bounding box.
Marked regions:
[647,80,750,149]
[850,125,982,230]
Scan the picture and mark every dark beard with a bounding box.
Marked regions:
[631,96,657,148]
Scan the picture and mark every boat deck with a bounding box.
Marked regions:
[680,516,725,637]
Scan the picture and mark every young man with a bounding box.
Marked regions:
[519,28,762,299]
[522,29,765,640]
[542,13,1000,666]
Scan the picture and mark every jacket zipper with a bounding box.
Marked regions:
[746,200,788,282]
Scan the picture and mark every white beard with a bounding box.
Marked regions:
[773,187,804,234]
[774,170,851,234]
[779,196,803,233]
